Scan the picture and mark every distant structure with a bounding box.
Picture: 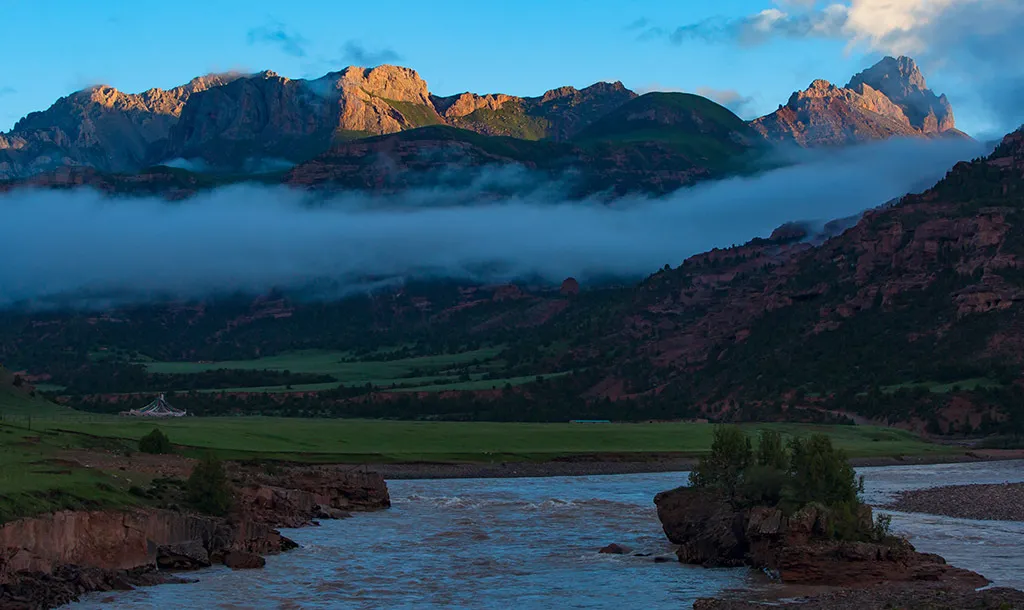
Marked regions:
[121,394,187,417]
[569,419,610,424]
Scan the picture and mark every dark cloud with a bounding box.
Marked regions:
[0,138,985,308]
[246,19,309,58]
[339,42,402,67]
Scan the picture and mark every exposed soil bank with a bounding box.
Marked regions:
[366,449,1024,479]
[885,482,1024,521]
[0,467,390,609]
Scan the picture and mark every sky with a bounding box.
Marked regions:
[2,0,1022,137]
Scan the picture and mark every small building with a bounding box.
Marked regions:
[121,394,187,417]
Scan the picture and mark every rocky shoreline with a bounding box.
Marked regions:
[0,465,390,609]
[885,482,1024,521]
[654,484,1021,610]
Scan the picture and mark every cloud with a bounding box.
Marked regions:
[695,87,756,116]
[659,5,846,45]
[0,86,15,97]
[625,17,651,30]
[0,137,985,308]
[633,82,685,95]
[246,19,309,58]
[338,42,402,67]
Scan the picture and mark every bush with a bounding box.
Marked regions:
[689,425,753,497]
[186,454,233,516]
[138,428,173,454]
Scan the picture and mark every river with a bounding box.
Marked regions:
[71,460,1024,609]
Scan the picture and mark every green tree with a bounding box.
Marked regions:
[756,429,788,470]
[784,434,859,510]
[186,454,233,516]
[689,425,753,497]
[138,428,173,454]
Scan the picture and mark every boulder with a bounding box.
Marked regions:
[222,551,265,570]
[598,543,632,555]
[315,505,352,520]
[156,541,210,570]
[653,487,747,566]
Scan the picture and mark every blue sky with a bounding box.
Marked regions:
[1,0,1017,136]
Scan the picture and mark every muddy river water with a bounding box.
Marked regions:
[72,460,1024,609]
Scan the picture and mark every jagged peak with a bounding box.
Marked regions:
[847,55,928,93]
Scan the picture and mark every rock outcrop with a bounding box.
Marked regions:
[654,486,989,589]
[431,81,637,141]
[233,466,391,527]
[0,74,238,179]
[751,56,965,146]
[166,65,444,168]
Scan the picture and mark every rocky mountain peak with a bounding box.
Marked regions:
[849,56,928,95]
[753,56,960,146]
[847,56,954,133]
[335,64,432,106]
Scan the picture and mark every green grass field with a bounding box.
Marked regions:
[27,416,953,463]
[0,382,142,522]
[142,348,500,376]
[881,377,1003,394]
[134,347,516,394]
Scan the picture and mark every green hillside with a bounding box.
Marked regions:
[574,92,760,166]
[449,101,551,140]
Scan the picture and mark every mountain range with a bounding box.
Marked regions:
[3,55,1023,438]
[1,56,966,196]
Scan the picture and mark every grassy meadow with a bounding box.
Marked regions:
[0,373,959,521]
[130,347,538,394]
[0,384,143,522]
[17,411,954,463]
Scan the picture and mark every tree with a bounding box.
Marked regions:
[784,434,859,511]
[689,425,753,496]
[756,429,788,470]
[186,454,233,516]
[138,428,173,454]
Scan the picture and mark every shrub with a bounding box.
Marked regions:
[873,512,893,541]
[737,464,788,507]
[138,428,173,454]
[186,454,233,516]
[689,425,753,497]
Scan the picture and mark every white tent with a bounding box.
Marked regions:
[122,394,187,417]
